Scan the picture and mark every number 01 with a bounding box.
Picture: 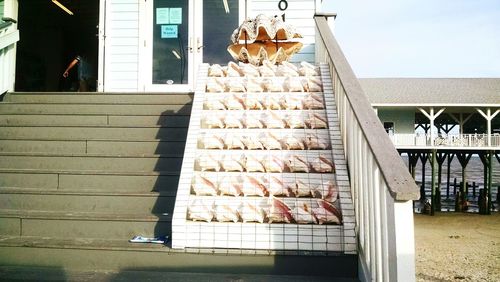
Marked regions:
[278,0,288,11]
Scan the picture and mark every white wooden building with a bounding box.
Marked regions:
[1,0,326,94]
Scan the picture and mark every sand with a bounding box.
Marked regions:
[414,212,500,282]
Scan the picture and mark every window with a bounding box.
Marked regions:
[384,122,395,135]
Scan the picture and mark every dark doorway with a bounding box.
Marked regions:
[15,0,99,91]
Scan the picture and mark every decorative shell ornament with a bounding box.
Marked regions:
[227,14,303,65]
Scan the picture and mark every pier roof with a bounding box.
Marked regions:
[359,78,500,106]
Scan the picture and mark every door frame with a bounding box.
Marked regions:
[139,0,246,93]
[139,0,195,93]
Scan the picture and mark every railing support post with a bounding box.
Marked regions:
[389,199,416,281]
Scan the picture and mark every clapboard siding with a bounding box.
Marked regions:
[102,0,319,91]
[104,0,140,92]
[249,0,317,62]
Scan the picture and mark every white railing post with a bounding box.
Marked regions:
[315,15,420,281]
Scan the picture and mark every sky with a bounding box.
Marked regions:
[321,0,500,78]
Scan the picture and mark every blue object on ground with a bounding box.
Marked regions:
[129,235,168,244]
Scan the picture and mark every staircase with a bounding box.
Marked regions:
[0,92,358,279]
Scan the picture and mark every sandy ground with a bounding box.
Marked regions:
[414,212,500,282]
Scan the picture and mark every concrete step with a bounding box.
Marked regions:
[5,93,194,104]
[0,210,171,239]
[0,266,359,282]
[0,154,183,172]
[0,191,174,213]
[0,114,190,126]
[0,170,180,193]
[0,126,188,141]
[0,140,187,155]
[0,236,358,277]
[0,103,192,115]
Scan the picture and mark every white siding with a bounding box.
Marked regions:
[104,0,140,92]
[102,0,320,92]
[249,0,318,63]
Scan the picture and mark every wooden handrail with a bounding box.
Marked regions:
[314,16,419,201]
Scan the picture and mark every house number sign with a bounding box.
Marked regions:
[278,0,288,11]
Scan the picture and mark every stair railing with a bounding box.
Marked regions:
[314,14,420,282]
[0,17,19,95]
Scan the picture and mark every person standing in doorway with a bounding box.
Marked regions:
[62,55,94,92]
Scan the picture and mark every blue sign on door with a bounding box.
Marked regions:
[161,25,178,38]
